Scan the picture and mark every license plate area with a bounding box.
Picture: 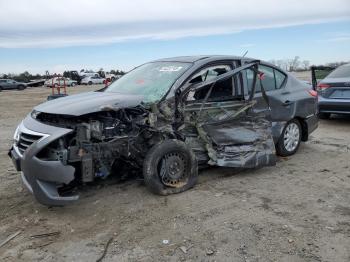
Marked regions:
[330,90,350,99]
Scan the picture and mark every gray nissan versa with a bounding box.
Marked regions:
[9,56,318,206]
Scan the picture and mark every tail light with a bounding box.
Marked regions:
[316,83,330,91]
[308,90,318,97]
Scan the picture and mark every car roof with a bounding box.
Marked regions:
[153,55,252,63]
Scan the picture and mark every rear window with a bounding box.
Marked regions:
[327,65,350,78]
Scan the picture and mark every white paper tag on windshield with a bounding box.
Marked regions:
[159,66,183,72]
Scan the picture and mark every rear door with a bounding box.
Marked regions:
[181,62,276,168]
[242,62,294,122]
[6,80,17,89]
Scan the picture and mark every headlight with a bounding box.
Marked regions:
[13,124,20,143]
[31,110,41,119]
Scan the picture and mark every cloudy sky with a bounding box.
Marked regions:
[0,0,349,73]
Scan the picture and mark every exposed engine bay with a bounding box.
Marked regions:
[33,103,178,187]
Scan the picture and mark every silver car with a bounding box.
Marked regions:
[45,77,78,87]
[0,79,27,91]
[317,63,350,118]
[81,76,105,85]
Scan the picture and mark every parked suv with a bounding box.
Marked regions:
[9,56,318,206]
[0,79,27,91]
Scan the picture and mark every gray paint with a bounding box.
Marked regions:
[9,55,318,206]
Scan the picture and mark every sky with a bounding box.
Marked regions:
[0,0,349,74]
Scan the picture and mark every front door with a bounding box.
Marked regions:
[180,62,276,168]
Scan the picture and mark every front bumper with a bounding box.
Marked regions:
[318,96,350,114]
[8,115,78,206]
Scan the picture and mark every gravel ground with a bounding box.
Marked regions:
[0,85,349,262]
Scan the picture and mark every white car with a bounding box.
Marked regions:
[45,77,78,87]
[81,76,105,85]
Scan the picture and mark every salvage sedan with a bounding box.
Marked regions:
[9,56,318,206]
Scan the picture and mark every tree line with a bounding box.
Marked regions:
[0,69,126,83]
[269,56,349,72]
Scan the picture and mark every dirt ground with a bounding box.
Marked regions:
[0,86,349,262]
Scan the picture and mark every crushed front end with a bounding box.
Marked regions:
[8,105,167,206]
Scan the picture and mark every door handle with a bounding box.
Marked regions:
[283,100,293,106]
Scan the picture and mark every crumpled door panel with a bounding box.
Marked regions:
[203,117,276,168]
[180,61,276,169]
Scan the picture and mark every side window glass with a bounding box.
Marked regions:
[258,65,275,91]
[189,65,231,84]
[274,69,286,89]
[187,65,233,101]
[246,69,260,93]
[246,65,278,94]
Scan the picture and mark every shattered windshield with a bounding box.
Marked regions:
[105,62,191,102]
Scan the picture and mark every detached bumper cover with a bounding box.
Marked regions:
[9,115,78,206]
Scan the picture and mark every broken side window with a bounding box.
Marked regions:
[186,65,237,102]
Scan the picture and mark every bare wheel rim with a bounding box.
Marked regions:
[158,152,187,187]
[283,122,300,152]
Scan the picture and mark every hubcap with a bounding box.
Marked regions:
[283,122,300,152]
[159,152,187,187]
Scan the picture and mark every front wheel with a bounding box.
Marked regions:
[17,85,25,90]
[276,119,302,156]
[143,140,198,195]
[88,81,92,85]
[71,82,76,87]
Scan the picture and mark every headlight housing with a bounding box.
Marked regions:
[31,110,41,119]
[13,124,20,143]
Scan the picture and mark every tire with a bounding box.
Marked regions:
[143,139,198,195]
[276,119,302,156]
[71,82,76,87]
[17,85,25,90]
[318,112,331,119]
[88,81,93,85]
[0,86,2,92]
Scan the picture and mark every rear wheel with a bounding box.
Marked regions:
[17,85,25,90]
[276,119,302,156]
[71,82,76,87]
[0,86,2,92]
[88,81,92,85]
[318,112,331,119]
[143,140,198,195]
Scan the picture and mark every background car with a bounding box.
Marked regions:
[317,63,350,119]
[0,79,27,91]
[45,77,78,87]
[81,75,105,85]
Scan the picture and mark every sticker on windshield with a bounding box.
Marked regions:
[159,66,183,72]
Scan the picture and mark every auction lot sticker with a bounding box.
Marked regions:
[159,66,183,72]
